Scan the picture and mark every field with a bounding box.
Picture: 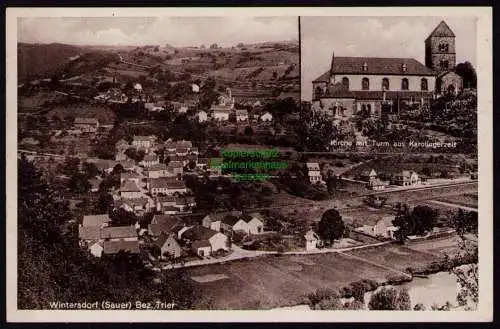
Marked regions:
[435,193,478,209]
[406,234,462,257]
[186,245,442,309]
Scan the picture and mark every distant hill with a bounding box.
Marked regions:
[18,43,84,82]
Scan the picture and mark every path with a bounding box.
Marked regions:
[426,200,478,212]
[162,239,394,270]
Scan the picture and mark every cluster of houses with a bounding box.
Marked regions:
[78,210,267,260]
[306,162,325,185]
[359,168,421,190]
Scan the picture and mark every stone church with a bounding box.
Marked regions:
[312,20,463,118]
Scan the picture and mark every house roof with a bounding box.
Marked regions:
[241,213,264,223]
[133,135,156,142]
[103,240,140,254]
[315,57,435,79]
[101,226,137,239]
[222,214,241,226]
[426,20,455,39]
[361,169,377,177]
[149,178,186,189]
[183,226,219,241]
[115,197,149,208]
[116,160,135,169]
[306,162,320,171]
[304,229,319,241]
[154,233,179,249]
[121,179,141,192]
[156,195,177,203]
[121,172,140,180]
[149,215,183,236]
[192,240,211,249]
[147,163,168,171]
[79,225,101,240]
[143,154,158,162]
[75,117,99,125]
[82,214,110,227]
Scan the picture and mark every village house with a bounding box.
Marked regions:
[182,226,229,257]
[74,117,99,133]
[360,169,378,182]
[212,108,230,121]
[240,213,265,235]
[148,215,184,238]
[155,195,177,212]
[88,241,104,258]
[103,240,140,255]
[304,229,321,251]
[368,178,388,191]
[153,233,182,259]
[120,179,143,199]
[176,148,189,157]
[88,178,102,193]
[145,163,168,178]
[149,178,188,196]
[306,162,324,184]
[116,160,136,172]
[354,216,397,240]
[260,111,273,122]
[197,110,208,123]
[78,226,101,247]
[202,213,227,232]
[236,109,249,122]
[114,197,149,214]
[392,170,421,186]
[132,135,157,150]
[140,154,160,168]
[168,160,184,175]
[120,172,141,185]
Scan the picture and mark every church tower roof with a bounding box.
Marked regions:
[426,20,455,40]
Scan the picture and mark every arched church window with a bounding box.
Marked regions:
[382,78,390,91]
[342,77,349,90]
[362,63,368,72]
[421,78,428,91]
[332,106,337,116]
[367,104,372,114]
[438,43,449,52]
[401,78,409,91]
[362,78,370,90]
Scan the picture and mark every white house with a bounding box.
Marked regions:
[241,213,265,234]
[89,241,104,258]
[197,110,208,123]
[236,109,249,122]
[132,135,156,150]
[140,154,160,168]
[183,226,229,256]
[149,178,188,196]
[304,230,320,251]
[306,162,324,185]
[260,111,273,122]
[213,109,230,121]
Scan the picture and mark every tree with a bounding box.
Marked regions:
[392,203,413,243]
[209,43,218,49]
[68,173,91,194]
[413,303,426,311]
[368,287,411,310]
[125,148,146,163]
[110,208,138,226]
[236,42,245,48]
[60,157,80,176]
[455,62,477,89]
[82,162,99,179]
[244,126,253,136]
[111,164,125,176]
[94,191,114,214]
[451,209,478,235]
[317,209,345,245]
[411,205,438,235]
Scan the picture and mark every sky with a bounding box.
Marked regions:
[301,16,477,101]
[18,16,298,47]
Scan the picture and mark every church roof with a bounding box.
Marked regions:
[322,57,435,76]
[313,71,331,83]
[426,20,455,39]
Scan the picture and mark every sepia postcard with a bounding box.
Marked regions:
[6,6,493,323]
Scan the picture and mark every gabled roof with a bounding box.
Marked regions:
[101,226,137,239]
[222,214,241,226]
[154,233,179,249]
[82,214,110,227]
[304,229,319,241]
[103,240,140,254]
[236,109,248,116]
[426,20,455,39]
[315,57,435,77]
[306,162,320,171]
[149,215,183,236]
[149,178,186,189]
[121,179,141,192]
[241,213,264,223]
[79,225,101,240]
[183,226,219,241]
[192,240,211,249]
[313,71,331,83]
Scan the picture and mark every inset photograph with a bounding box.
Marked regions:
[301,17,477,154]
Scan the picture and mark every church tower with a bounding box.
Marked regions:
[425,20,456,73]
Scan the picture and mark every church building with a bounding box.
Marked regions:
[312,21,463,119]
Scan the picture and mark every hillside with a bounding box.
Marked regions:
[18,43,84,81]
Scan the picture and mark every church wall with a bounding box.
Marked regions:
[439,72,463,94]
[331,74,436,92]
[312,81,328,99]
